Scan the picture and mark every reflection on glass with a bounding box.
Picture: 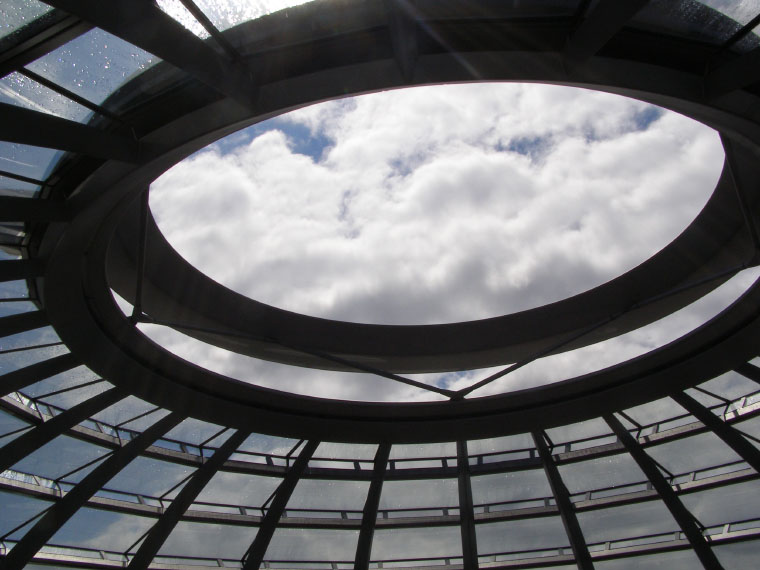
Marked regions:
[158,521,257,560]
[156,0,210,38]
[265,528,359,562]
[372,525,462,562]
[476,517,569,556]
[191,0,313,32]
[0,72,92,123]
[577,500,678,545]
[26,28,159,106]
[0,142,62,181]
[51,508,155,551]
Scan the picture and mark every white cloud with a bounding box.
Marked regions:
[142,82,739,402]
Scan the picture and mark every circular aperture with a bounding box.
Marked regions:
[150,83,723,326]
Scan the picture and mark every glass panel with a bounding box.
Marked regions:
[156,0,209,38]
[22,365,100,398]
[378,478,459,516]
[735,415,760,450]
[0,343,69,375]
[0,142,62,181]
[158,521,256,560]
[195,470,282,510]
[163,417,225,445]
[286,478,369,516]
[104,457,194,497]
[0,408,30,439]
[314,441,377,460]
[0,72,93,123]
[265,528,359,563]
[1,325,60,351]
[559,453,646,496]
[0,175,39,196]
[622,397,689,428]
[577,500,678,544]
[698,371,759,401]
[51,508,154,551]
[192,0,313,32]
[593,549,702,569]
[0,490,51,539]
[26,28,159,106]
[0,280,28,299]
[372,525,462,562]
[0,0,52,40]
[91,395,163,429]
[682,479,760,525]
[467,433,535,456]
[700,0,760,25]
[0,300,36,316]
[714,539,760,569]
[476,517,569,556]
[646,432,742,476]
[631,0,752,45]
[547,417,614,450]
[471,469,552,509]
[234,432,299,462]
[11,435,109,480]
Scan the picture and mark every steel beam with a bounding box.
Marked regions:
[0,103,140,162]
[0,353,80,398]
[242,440,319,570]
[0,197,69,222]
[354,443,391,570]
[127,429,250,569]
[0,311,48,339]
[672,391,760,474]
[604,413,724,570]
[457,440,479,570]
[707,47,760,99]
[532,431,593,570]
[1,411,183,570]
[0,387,124,473]
[0,260,44,282]
[565,0,650,61]
[0,13,92,77]
[42,0,259,110]
[384,0,418,83]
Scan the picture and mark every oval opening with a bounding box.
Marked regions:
[150,83,723,325]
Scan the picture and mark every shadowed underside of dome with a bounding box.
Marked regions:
[2,1,760,569]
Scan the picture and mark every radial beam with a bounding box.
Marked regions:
[706,47,760,99]
[42,0,259,110]
[0,103,140,162]
[672,392,760,473]
[457,440,479,570]
[242,440,319,570]
[604,413,724,570]
[0,311,49,339]
[2,411,183,570]
[565,0,650,61]
[0,353,81,398]
[0,13,92,77]
[0,387,125,473]
[127,429,250,569]
[355,443,391,570]
[0,197,69,223]
[0,260,45,282]
[532,431,593,570]
[735,362,760,385]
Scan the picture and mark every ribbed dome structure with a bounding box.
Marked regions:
[2,1,760,569]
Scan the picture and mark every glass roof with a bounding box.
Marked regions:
[2,0,760,569]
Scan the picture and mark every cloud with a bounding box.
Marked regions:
[141,82,742,402]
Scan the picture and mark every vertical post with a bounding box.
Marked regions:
[354,443,391,570]
[3,411,183,570]
[0,387,125,473]
[242,440,319,570]
[457,440,479,570]
[127,429,250,569]
[604,413,724,570]
[672,391,760,473]
[532,431,594,570]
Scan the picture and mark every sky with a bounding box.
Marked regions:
[135,81,756,402]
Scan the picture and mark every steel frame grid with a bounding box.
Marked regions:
[2,0,760,569]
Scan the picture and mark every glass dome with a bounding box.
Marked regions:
[2,1,760,569]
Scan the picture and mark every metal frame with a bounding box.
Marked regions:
[1,1,760,568]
